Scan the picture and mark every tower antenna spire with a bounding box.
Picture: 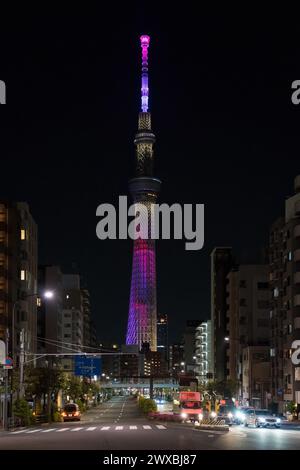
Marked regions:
[140,35,150,112]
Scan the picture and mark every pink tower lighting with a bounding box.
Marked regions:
[140,34,150,112]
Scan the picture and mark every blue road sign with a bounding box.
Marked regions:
[74,356,101,377]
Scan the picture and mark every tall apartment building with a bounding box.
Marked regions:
[195,321,212,385]
[226,264,270,402]
[211,247,233,381]
[0,202,38,362]
[182,320,202,374]
[37,265,63,357]
[157,314,168,364]
[61,274,84,371]
[242,346,271,409]
[270,175,300,413]
[169,343,184,379]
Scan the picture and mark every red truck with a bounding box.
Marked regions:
[179,391,202,423]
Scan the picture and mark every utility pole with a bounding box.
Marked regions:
[19,329,25,399]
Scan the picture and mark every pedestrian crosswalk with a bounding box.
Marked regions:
[10,424,167,435]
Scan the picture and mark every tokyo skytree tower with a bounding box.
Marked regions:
[126,35,161,351]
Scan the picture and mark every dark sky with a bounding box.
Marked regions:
[1,7,300,344]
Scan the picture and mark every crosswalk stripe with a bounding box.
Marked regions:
[26,429,40,433]
[129,426,137,430]
[56,428,70,432]
[70,427,83,432]
[116,426,123,430]
[11,429,27,434]
[143,425,152,429]
[41,428,56,433]
[156,425,167,429]
[101,426,110,430]
[86,427,97,431]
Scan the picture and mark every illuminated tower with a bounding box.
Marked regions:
[126,35,161,351]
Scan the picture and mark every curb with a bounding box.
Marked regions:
[194,424,229,432]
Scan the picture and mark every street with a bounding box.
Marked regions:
[0,397,300,450]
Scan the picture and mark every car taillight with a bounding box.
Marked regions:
[62,412,67,417]
[74,411,80,416]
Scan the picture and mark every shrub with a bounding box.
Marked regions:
[13,399,33,427]
[140,398,157,414]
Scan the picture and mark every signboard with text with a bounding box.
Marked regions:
[74,356,101,377]
[0,340,5,365]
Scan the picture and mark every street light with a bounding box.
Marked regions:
[224,337,230,342]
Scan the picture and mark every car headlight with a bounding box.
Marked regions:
[198,414,203,421]
[228,412,233,419]
[276,418,281,423]
[181,412,187,418]
[210,411,217,418]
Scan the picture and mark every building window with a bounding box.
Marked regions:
[36,297,41,307]
[274,287,279,298]
[20,270,26,281]
[288,251,292,261]
[257,300,269,309]
[257,282,269,290]
[20,229,26,240]
[270,348,276,357]
[295,367,300,381]
[21,311,27,322]
[288,324,293,334]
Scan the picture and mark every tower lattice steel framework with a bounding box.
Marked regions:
[126,35,161,351]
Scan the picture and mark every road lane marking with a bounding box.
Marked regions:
[26,429,40,433]
[41,428,56,433]
[129,426,137,430]
[86,427,97,431]
[208,435,214,438]
[116,426,123,430]
[56,428,70,432]
[70,427,84,432]
[143,425,152,429]
[11,430,27,434]
[156,425,166,429]
[101,426,110,430]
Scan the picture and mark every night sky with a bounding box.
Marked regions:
[1,7,300,344]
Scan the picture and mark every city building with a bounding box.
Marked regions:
[120,344,141,378]
[182,320,202,374]
[195,321,212,385]
[157,314,168,364]
[270,175,300,412]
[169,343,184,379]
[141,342,168,377]
[242,346,271,409]
[37,265,63,358]
[0,202,38,362]
[126,35,161,351]
[211,247,234,381]
[226,264,270,401]
[61,274,84,371]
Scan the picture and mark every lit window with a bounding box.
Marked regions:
[20,229,26,240]
[20,270,26,281]
[36,297,41,307]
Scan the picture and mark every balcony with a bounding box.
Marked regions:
[294,295,300,307]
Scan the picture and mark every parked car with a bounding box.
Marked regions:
[61,403,81,422]
[244,409,281,428]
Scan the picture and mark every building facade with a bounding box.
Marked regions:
[195,321,212,385]
[226,264,270,401]
[157,314,168,364]
[270,175,300,413]
[211,247,233,381]
[0,202,38,362]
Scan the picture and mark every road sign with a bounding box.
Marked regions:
[0,340,5,365]
[74,356,101,377]
[4,357,13,370]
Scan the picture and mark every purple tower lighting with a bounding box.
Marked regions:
[126,35,161,351]
[140,35,150,112]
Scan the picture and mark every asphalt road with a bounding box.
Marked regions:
[1,396,300,450]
